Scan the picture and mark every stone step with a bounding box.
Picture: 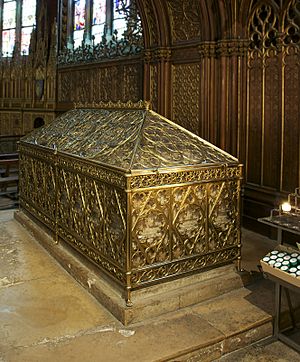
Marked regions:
[174,281,273,361]
[173,279,299,361]
[15,209,249,325]
[1,282,274,362]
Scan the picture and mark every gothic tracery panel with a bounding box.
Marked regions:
[281,0,300,191]
[172,64,200,134]
[130,178,240,287]
[282,50,300,191]
[58,62,142,104]
[247,2,280,187]
[245,0,300,227]
[166,0,202,42]
[19,147,57,230]
[57,166,127,269]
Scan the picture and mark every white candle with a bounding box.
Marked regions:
[281,202,291,212]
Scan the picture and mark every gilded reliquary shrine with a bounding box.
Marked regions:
[18,101,243,305]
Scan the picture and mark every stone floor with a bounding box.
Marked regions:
[0,208,300,361]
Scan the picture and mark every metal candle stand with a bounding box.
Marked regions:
[258,187,300,352]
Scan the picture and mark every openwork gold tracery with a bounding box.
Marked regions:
[19,105,242,306]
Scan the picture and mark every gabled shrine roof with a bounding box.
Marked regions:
[21,101,239,172]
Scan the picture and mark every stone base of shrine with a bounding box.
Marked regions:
[15,209,247,326]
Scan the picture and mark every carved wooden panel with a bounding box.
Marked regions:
[283,48,300,192]
[142,1,159,46]
[0,113,11,135]
[243,0,300,234]
[172,64,200,134]
[23,113,34,134]
[167,0,202,42]
[247,0,300,195]
[93,67,118,102]
[247,54,262,186]
[58,62,142,104]
[0,112,22,136]
[58,71,73,103]
[150,64,158,112]
[263,55,281,189]
[11,114,22,136]
[122,64,142,102]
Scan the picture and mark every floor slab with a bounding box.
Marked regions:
[14,209,246,325]
[215,340,300,361]
[0,209,299,361]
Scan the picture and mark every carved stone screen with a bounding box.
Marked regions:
[19,101,242,305]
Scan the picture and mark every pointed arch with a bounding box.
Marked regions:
[136,0,171,48]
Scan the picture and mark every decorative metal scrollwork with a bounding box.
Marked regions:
[19,104,241,303]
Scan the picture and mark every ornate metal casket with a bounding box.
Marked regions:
[19,101,242,305]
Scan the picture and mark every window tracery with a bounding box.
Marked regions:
[0,0,36,57]
[73,0,86,48]
[249,0,300,54]
[71,0,134,49]
[58,0,143,65]
[283,0,300,45]
[249,3,279,55]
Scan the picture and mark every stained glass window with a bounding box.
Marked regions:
[21,26,33,55]
[22,0,36,27]
[2,1,16,56]
[113,0,130,36]
[21,0,36,55]
[2,29,16,56]
[72,0,130,48]
[73,0,86,48]
[3,1,17,29]
[92,0,106,43]
[1,0,36,57]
